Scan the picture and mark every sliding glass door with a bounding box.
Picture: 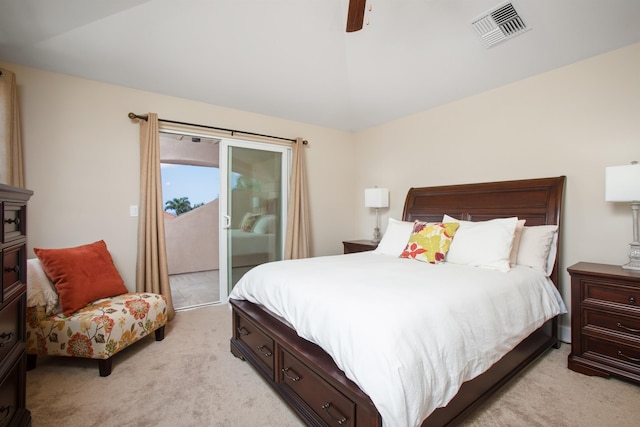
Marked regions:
[219,139,290,300]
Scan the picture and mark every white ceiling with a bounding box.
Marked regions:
[1,0,640,131]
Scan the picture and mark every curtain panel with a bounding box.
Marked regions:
[284,137,310,259]
[136,113,175,320]
[0,68,25,187]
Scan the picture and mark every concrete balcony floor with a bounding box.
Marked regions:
[169,269,220,310]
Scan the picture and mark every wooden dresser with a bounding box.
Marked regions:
[0,183,32,427]
[568,262,640,384]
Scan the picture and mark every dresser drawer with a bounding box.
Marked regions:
[0,357,19,427]
[235,315,274,376]
[281,349,355,427]
[585,310,640,341]
[0,298,20,364]
[584,281,640,309]
[1,202,26,245]
[2,245,25,301]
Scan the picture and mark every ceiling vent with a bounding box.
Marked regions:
[471,2,530,48]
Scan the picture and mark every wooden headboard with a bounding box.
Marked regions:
[402,176,566,286]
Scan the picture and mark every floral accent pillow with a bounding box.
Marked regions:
[400,221,460,264]
[240,213,261,232]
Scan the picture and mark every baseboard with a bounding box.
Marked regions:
[559,324,571,344]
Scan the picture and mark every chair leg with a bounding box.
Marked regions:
[155,325,166,341]
[26,354,37,371]
[99,358,113,377]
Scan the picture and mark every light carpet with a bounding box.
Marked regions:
[27,304,640,426]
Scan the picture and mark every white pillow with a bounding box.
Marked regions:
[443,215,518,272]
[374,218,414,256]
[516,225,559,276]
[252,214,276,234]
[26,258,61,315]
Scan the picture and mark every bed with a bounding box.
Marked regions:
[228,176,566,427]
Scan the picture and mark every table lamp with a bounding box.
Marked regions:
[365,187,389,243]
[605,161,640,270]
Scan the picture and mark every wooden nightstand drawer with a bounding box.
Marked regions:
[584,281,640,310]
[584,309,640,341]
[582,336,640,376]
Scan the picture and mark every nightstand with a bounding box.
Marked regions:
[342,240,378,254]
[567,262,640,384]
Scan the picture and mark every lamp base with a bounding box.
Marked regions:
[622,242,640,271]
[371,227,381,243]
[622,261,640,271]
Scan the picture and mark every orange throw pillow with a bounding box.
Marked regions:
[34,240,128,316]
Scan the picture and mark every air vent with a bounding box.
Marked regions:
[471,2,530,48]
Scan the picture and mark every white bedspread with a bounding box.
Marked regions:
[229,252,566,427]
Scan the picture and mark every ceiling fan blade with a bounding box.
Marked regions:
[346,0,366,32]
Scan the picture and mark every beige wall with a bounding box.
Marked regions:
[354,42,640,341]
[165,200,219,275]
[1,61,356,288]
[3,42,639,342]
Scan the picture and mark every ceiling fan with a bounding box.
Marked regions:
[346,0,367,32]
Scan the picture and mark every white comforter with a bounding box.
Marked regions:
[229,252,566,427]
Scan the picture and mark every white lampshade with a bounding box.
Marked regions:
[605,163,640,202]
[365,188,389,208]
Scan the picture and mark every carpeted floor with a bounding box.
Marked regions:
[26,304,640,426]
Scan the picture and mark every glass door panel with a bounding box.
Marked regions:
[219,140,289,299]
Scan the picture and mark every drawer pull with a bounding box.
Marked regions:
[257,344,272,357]
[282,367,301,382]
[629,297,636,305]
[321,402,347,425]
[617,322,640,334]
[3,265,19,273]
[0,332,14,347]
[237,326,250,336]
[617,350,640,363]
[0,405,13,425]
[4,217,20,225]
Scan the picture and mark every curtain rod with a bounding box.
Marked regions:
[127,112,307,145]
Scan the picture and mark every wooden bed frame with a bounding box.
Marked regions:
[230,176,566,427]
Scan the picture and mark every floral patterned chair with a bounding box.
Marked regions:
[26,293,168,376]
[25,247,169,377]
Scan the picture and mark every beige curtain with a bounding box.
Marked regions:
[135,113,175,321]
[284,138,310,259]
[0,68,25,187]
